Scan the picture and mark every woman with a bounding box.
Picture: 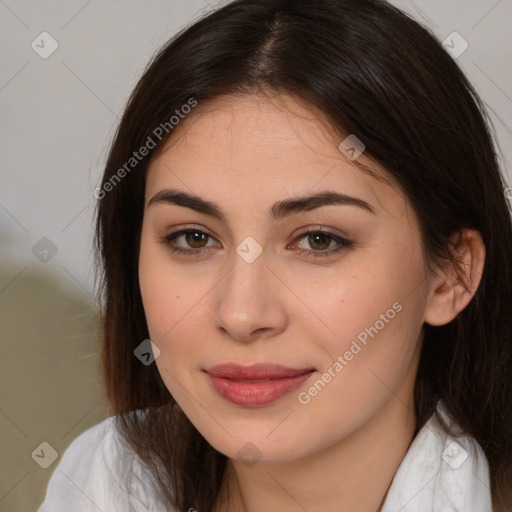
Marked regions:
[37,0,512,510]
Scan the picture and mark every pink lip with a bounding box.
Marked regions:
[205,363,315,407]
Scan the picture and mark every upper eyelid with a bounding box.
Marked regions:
[163,227,351,261]
[294,225,347,238]
[167,226,348,246]
[167,224,345,236]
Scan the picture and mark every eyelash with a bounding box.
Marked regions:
[160,226,352,259]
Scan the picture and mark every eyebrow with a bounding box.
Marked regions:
[148,188,376,220]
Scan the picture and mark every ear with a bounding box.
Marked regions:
[423,228,486,327]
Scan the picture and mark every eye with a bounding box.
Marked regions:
[160,226,352,258]
[161,227,218,257]
[291,229,352,258]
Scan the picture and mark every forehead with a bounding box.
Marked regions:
[144,93,404,219]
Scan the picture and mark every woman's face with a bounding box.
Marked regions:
[138,93,433,463]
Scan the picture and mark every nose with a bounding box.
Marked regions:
[213,249,288,343]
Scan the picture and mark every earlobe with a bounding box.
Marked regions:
[423,229,486,327]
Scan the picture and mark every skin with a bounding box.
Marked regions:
[138,92,485,512]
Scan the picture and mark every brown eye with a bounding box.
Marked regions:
[162,228,217,256]
[184,230,208,248]
[162,227,352,259]
[292,229,353,259]
[307,233,332,251]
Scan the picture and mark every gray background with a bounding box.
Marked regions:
[1,0,511,510]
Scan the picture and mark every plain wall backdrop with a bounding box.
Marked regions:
[1,0,511,510]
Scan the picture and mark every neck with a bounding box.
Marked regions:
[215,397,417,512]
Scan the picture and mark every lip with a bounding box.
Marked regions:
[205,363,316,407]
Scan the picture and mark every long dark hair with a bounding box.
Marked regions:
[94,0,512,510]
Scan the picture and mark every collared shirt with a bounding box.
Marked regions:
[381,402,492,511]
[37,402,492,511]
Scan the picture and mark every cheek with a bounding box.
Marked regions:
[139,230,187,333]
[140,273,199,352]
[314,260,402,343]
[317,286,406,379]
[313,248,425,387]
[139,267,206,404]
[138,245,212,372]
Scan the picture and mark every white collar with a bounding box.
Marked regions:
[381,401,492,511]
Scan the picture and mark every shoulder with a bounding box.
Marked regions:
[36,412,173,512]
[381,401,492,512]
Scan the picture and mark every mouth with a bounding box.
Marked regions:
[204,363,316,407]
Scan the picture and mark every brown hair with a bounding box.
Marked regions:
[94,0,512,510]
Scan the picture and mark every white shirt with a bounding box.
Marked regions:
[37,402,492,512]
